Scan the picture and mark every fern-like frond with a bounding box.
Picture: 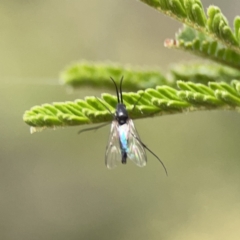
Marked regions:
[165,26,240,70]
[140,0,240,54]
[61,60,240,91]
[170,62,240,84]
[60,61,170,91]
[23,80,240,133]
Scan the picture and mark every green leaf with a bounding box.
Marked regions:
[140,0,240,54]
[207,6,238,46]
[185,0,207,27]
[60,61,170,91]
[164,26,240,70]
[234,16,240,43]
[170,62,240,84]
[23,80,240,133]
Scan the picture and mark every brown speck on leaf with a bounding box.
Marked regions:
[164,39,178,48]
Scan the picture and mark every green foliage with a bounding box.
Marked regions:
[165,26,240,70]
[23,80,240,132]
[140,0,240,51]
[207,6,238,46]
[23,0,240,132]
[61,60,240,90]
[61,61,170,91]
[141,0,240,70]
[170,62,240,84]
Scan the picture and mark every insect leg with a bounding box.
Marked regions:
[131,92,145,113]
[95,97,115,117]
[78,122,110,134]
[131,132,168,176]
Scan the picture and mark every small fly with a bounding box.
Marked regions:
[79,77,167,175]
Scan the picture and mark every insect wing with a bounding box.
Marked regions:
[105,121,121,169]
[127,119,147,167]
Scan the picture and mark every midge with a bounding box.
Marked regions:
[79,77,167,175]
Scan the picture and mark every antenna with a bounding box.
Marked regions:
[119,76,124,103]
[110,77,120,103]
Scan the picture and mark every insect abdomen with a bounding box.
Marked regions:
[118,124,129,164]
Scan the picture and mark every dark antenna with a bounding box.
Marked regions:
[110,77,120,103]
[119,76,124,103]
[78,77,123,135]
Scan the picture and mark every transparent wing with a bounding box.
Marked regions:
[105,121,121,169]
[127,119,147,167]
[128,120,168,175]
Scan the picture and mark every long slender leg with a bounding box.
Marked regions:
[78,122,110,134]
[131,132,168,176]
[131,92,145,113]
[95,97,115,116]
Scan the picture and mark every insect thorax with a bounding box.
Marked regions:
[115,103,129,125]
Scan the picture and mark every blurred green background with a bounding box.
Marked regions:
[1,0,240,239]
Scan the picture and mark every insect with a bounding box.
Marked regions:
[79,77,167,175]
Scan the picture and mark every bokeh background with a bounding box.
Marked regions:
[1,0,240,239]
